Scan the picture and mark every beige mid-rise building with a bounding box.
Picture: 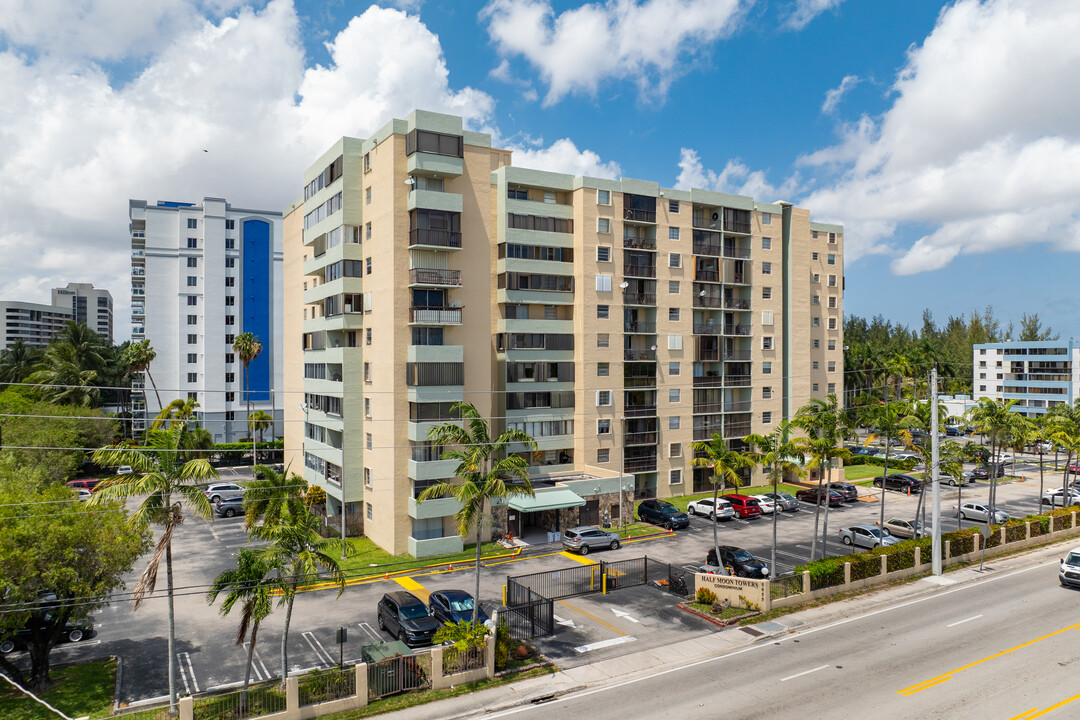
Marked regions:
[285,110,844,557]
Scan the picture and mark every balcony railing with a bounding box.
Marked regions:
[623,292,656,306]
[624,456,658,473]
[624,431,658,446]
[723,325,751,336]
[623,208,656,223]
[693,376,724,388]
[409,268,462,286]
[724,375,752,387]
[694,401,753,415]
[693,324,720,335]
[624,404,657,418]
[624,349,656,361]
[695,269,720,283]
[724,245,751,259]
[623,376,657,388]
[728,273,749,285]
[410,306,463,324]
[623,236,657,251]
[131,249,145,258]
[726,299,751,310]
[695,348,753,362]
[694,296,724,309]
[725,422,752,436]
[409,228,462,249]
[624,264,656,278]
[131,268,145,277]
[624,321,657,334]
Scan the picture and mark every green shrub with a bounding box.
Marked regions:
[944,527,978,555]
[1028,514,1049,537]
[696,587,718,605]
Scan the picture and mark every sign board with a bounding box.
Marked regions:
[694,573,771,611]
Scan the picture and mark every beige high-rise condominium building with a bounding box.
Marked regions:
[284,110,844,557]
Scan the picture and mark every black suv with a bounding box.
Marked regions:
[873,474,922,493]
[706,546,769,579]
[637,499,690,530]
[377,591,439,647]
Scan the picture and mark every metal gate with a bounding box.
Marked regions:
[367,651,431,700]
[502,584,554,640]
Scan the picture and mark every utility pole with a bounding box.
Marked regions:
[931,367,942,576]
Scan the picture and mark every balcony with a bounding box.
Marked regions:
[623,292,656,306]
[131,268,145,277]
[410,306,463,325]
[623,236,656,251]
[695,270,720,283]
[624,455,658,473]
[408,495,462,520]
[624,431,658,446]
[410,535,464,558]
[623,375,657,389]
[724,244,751,259]
[723,325,751,336]
[624,404,657,418]
[726,421,751,437]
[693,401,752,415]
[624,264,656,278]
[409,228,462,249]
[131,249,145,258]
[693,376,724,388]
[724,375,752,387]
[726,299,751,311]
[409,268,462,287]
[624,321,657,334]
[624,348,656,361]
[623,208,656,224]
[693,324,721,335]
[695,347,753,362]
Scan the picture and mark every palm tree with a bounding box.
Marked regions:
[689,433,753,576]
[967,397,1022,519]
[53,320,107,375]
[151,397,201,430]
[125,339,162,413]
[207,548,280,708]
[794,395,852,561]
[233,332,263,462]
[248,410,274,442]
[1047,401,1080,506]
[89,425,219,715]
[0,340,41,386]
[421,402,537,624]
[744,421,805,578]
[251,510,345,681]
[26,343,100,406]
[860,395,916,536]
[244,463,307,531]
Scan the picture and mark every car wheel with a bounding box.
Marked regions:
[0,639,14,654]
[398,629,406,643]
[708,511,716,521]
[224,508,236,518]
[688,507,697,516]
[735,569,747,578]
[610,540,620,550]
[665,522,674,531]
[580,545,590,555]
[67,628,84,643]
[950,478,959,487]
[842,536,852,545]
[210,495,221,504]
[377,614,385,631]
[960,512,968,520]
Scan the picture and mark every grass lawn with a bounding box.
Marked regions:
[688,602,756,620]
[0,658,116,720]
[844,465,884,481]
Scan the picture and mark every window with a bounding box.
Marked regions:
[186,372,197,383]
[761,310,774,326]
[187,218,197,229]
[597,189,611,205]
[597,333,609,348]
[597,246,611,262]
[828,254,836,265]
[187,296,197,306]
[669,362,680,375]
[187,334,197,344]
[225,276,235,287]
[597,419,611,434]
[669,417,680,430]
[761,262,771,275]
[669,389,680,403]
[405,129,463,157]
[763,362,772,375]
[364,397,372,418]
[226,353,234,364]
[187,314,197,325]
[828,296,837,308]
[365,433,372,450]
[762,237,771,250]
[669,469,683,485]
[365,187,371,204]
[596,391,611,406]
[364,362,371,382]
[224,411,235,421]
[762,287,772,299]
[762,386,772,399]
[979,348,987,355]
[669,200,679,213]
[669,442,682,458]
[187,237,197,248]
[366,328,372,345]
[812,273,820,283]
[762,336,773,350]
[596,304,609,319]
[828,318,837,330]
[597,448,610,463]
[812,295,820,305]
[812,361,819,370]
[828,340,836,350]
[669,308,680,321]
[761,213,771,225]
[979,372,987,379]
[225,334,235,344]
[225,315,235,325]
[813,339,820,349]
[828,274,837,287]
[812,317,820,327]
[225,372,235,383]
[763,411,772,424]
[225,258,235,268]
[225,238,234,249]
[595,274,612,292]
[813,383,819,392]
[225,392,235,402]
[668,280,680,294]
[812,252,819,261]
[366,503,372,520]
[187,353,197,363]
[668,334,683,350]
[187,392,197,401]
[187,257,197,268]
[187,276,197,287]
[828,383,836,393]
[828,361,836,372]
[224,296,235,306]
[980,385,987,392]
[669,227,680,240]
[669,253,681,268]
[597,362,609,377]
[366,257,372,275]
[598,218,611,233]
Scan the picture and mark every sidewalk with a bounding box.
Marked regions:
[379,535,1075,720]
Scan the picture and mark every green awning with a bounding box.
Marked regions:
[509,489,586,513]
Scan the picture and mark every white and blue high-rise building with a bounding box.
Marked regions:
[973,340,1080,416]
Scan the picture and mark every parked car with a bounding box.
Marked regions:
[839,524,900,550]
[75,488,92,502]
[377,591,440,647]
[428,590,492,627]
[205,482,246,504]
[846,445,874,457]
[1042,488,1080,508]
[993,453,1015,466]
[117,465,134,475]
[1068,463,1080,475]
[760,492,799,512]
[829,482,859,502]
[873,474,922,493]
[945,426,962,437]
[941,474,973,487]
[706,546,769,579]
[686,498,736,521]
[65,478,102,492]
[215,496,245,518]
[637,499,690,530]
[882,518,925,539]
[954,502,1009,524]
[753,495,778,514]
[891,451,922,462]
[795,487,844,507]
[970,464,1006,480]
[721,494,764,519]
[1060,546,1080,588]
[0,615,96,655]
[561,526,621,555]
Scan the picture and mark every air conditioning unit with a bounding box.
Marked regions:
[711,212,720,221]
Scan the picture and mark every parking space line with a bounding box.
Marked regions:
[356,622,380,642]
[301,631,335,667]
[177,652,199,693]
[392,575,430,602]
[242,642,271,681]
[557,599,627,637]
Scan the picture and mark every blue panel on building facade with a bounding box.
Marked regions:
[242,219,271,402]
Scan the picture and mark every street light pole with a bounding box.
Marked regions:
[931,367,942,576]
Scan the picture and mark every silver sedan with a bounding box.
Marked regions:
[760,492,800,512]
[839,524,900,549]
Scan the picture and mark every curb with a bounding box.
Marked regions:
[676,603,762,628]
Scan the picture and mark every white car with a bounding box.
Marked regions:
[993,453,1014,466]
[1060,546,1080,588]
[1042,488,1080,508]
[941,474,974,487]
[753,496,778,514]
[117,465,134,475]
[75,488,92,502]
[686,497,736,521]
[882,518,926,539]
[204,482,246,504]
[954,502,1009,524]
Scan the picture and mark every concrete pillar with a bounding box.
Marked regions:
[179,696,194,720]
[355,663,368,708]
[1072,511,1077,529]
[431,645,448,691]
[945,540,951,561]
[915,546,921,567]
[485,634,496,680]
[1000,527,1006,545]
[844,562,851,585]
[802,570,810,594]
[286,676,299,712]
[880,554,888,576]
[1025,521,1031,540]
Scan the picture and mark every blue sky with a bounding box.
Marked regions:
[1,0,1077,340]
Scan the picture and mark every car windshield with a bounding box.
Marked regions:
[399,604,429,620]
[659,505,680,515]
[866,528,883,537]
[732,550,755,562]
[1066,553,1080,566]
[448,598,474,612]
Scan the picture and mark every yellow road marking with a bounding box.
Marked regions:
[897,622,1080,696]
[560,551,599,566]
[1009,709,1041,720]
[1012,692,1080,719]
[393,575,430,602]
[557,599,627,637]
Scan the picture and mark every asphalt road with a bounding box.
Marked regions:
[486,554,1080,719]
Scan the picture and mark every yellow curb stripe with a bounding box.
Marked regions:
[392,575,430,602]
[898,676,952,695]
[560,551,600,566]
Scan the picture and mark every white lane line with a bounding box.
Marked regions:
[573,636,636,654]
[775,549,810,562]
[302,631,334,667]
[780,664,830,682]
[177,652,199,693]
[946,614,983,628]
[357,622,380,642]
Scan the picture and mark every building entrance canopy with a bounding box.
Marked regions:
[508,488,586,513]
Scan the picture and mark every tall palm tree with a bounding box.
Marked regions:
[860,394,915,536]
[207,548,280,708]
[421,401,537,624]
[689,433,753,575]
[248,410,274,442]
[233,332,263,461]
[151,397,201,430]
[744,421,805,578]
[53,320,107,375]
[1047,401,1080,506]
[89,425,218,715]
[244,463,307,531]
[967,397,1022,519]
[794,395,852,561]
[26,343,100,406]
[125,339,162,413]
[251,510,345,681]
[0,340,41,386]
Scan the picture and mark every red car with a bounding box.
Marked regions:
[721,494,763,519]
[1069,464,1080,475]
[66,478,102,492]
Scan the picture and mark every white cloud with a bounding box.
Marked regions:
[798,0,1080,270]
[821,74,859,114]
[508,138,621,179]
[675,148,801,201]
[480,0,744,106]
[782,0,845,31]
